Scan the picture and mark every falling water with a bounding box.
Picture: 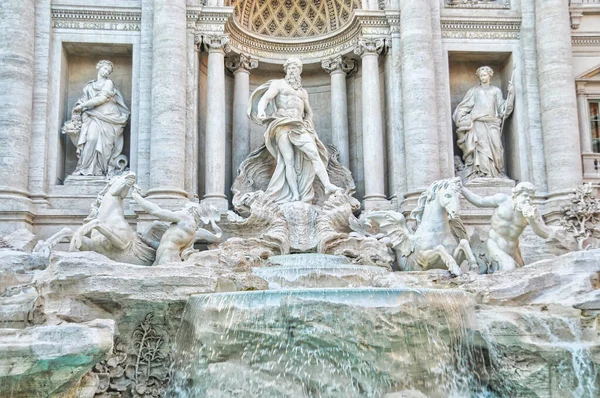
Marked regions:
[167,288,483,397]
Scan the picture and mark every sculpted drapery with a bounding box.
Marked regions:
[66,60,130,177]
[453,66,514,180]
[247,80,330,204]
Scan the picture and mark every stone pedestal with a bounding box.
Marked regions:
[202,35,230,211]
[147,0,188,199]
[354,38,388,211]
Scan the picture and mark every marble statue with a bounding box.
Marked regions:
[461,182,557,272]
[131,190,222,265]
[247,57,341,204]
[353,178,477,276]
[452,66,514,180]
[65,172,161,265]
[62,60,130,177]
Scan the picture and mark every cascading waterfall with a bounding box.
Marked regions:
[167,287,485,397]
[166,254,598,397]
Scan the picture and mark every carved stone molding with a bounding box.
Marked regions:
[353,37,385,56]
[51,7,141,31]
[225,53,259,73]
[222,10,389,63]
[445,0,510,9]
[201,34,231,53]
[321,56,356,75]
[572,35,600,46]
[441,19,520,40]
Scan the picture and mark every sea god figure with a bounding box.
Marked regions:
[64,60,130,176]
[453,66,514,180]
[247,57,341,204]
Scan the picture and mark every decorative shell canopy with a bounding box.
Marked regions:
[226,0,361,38]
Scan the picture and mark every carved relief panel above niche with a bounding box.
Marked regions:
[445,0,510,9]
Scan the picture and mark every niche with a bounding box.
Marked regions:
[448,52,518,181]
[57,42,133,184]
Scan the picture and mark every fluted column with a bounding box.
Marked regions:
[0,0,35,197]
[148,0,187,198]
[576,82,592,153]
[354,38,388,210]
[226,53,258,177]
[202,35,229,211]
[0,0,35,232]
[321,56,355,169]
[535,0,582,192]
[400,0,440,192]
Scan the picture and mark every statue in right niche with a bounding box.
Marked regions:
[453,66,514,180]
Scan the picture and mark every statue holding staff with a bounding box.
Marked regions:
[453,66,515,180]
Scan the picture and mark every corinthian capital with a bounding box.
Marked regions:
[202,34,230,53]
[353,37,385,56]
[226,53,259,73]
[321,56,357,75]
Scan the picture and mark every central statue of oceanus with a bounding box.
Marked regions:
[246,57,342,204]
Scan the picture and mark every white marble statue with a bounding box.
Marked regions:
[452,66,514,180]
[354,178,477,276]
[247,57,341,204]
[461,182,557,272]
[59,172,159,265]
[132,191,222,265]
[63,60,130,177]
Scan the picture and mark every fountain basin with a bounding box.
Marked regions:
[255,254,390,289]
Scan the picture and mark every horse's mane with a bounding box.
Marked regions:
[83,173,127,222]
[410,178,461,224]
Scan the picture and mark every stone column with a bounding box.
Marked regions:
[226,53,258,177]
[576,82,592,153]
[28,0,52,205]
[202,35,229,211]
[354,38,388,210]
[0,0,35,196]
[0,0,35,232]
[321,56,355,169]
[136,0,154,190]
[535,0,583,192]
[400,0,440,192]
[148,0,188,198]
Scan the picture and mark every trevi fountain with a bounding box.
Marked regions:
[1,0,600,397]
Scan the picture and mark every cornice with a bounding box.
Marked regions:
[51,6,141,31]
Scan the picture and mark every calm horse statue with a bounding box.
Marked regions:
[34,172,160,265]
[359,178,476,276]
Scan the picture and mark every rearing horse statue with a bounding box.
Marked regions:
[353,178,477,276]
[34,172,161,265]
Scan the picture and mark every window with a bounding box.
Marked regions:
[591,100,600,153]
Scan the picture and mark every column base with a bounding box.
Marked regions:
[362,196,391,212]
[0,193,35,235]
[146,188,190,199]
[202,195,229,212]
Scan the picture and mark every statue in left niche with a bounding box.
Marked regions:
[62,60,130,177]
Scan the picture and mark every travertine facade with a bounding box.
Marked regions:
[1,0,600,236]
